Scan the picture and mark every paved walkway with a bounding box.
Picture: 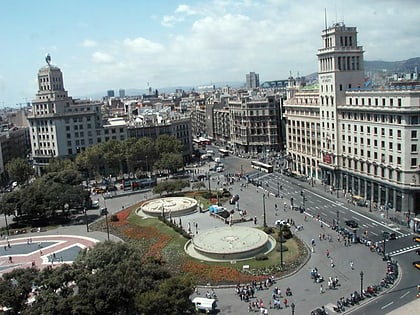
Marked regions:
[0,224,121,276]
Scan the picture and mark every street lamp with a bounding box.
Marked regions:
[382,234,387,261]
[336,210,340,227]
[207,173,211,192]
[103,198,110,241]
[277,182,280,197]
[104,208,110,241]
[291,302,295,315]
[84,207,89,232]
[279,227,283,267]
[360,271,364,297]
[262,193,267,228]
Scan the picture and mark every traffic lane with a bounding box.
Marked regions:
[348,254,419,315]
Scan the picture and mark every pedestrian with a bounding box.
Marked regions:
[254,216,257,224]
[320,284,324,294]
[326,249,330,258]
[283,297,288,307]
[8,256,12,263]
[330,258,335,268]
[350,261,354,270]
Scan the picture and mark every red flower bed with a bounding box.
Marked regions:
[181,260,262,284]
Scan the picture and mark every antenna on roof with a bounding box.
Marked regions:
[324,8,327,30]
[45,53,51,66]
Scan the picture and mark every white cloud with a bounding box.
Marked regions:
[161,15,181,27]
[92,51,114,63]
[70,0,420,98]
[175,4,196,15]
[123,37,164,54]
[81,39,97,48]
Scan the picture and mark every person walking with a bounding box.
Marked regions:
[320,284,324,294]
[350,261,354,270]
[326,249,330,258]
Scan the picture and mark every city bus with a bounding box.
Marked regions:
[251,160,273,173]
[218,148,229,157]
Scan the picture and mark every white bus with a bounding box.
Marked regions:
[251,160,273,173]
[218,148,229,157]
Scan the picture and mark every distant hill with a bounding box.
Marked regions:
[364,57,420,73]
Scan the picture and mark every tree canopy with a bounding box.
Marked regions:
[75,135,184,178]
[0,242,195,315]
[5,157,33,185]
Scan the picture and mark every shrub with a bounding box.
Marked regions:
[110,214,119,222]
[263,227,275,234]
[276,244,288,252]
[255,254,269,261]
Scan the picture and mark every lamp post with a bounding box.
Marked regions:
[207,173,211,192]
[280,227,283,267]
[262,193,267,228]
[382,233,388,261]
[84,207,89,232]
[3,211,9,237]
[360,271,364,297]
[103,198,110,241]
[336,210,340,227]
[104,208,110,241]
[277,182,280,197]
[291,302,295,315]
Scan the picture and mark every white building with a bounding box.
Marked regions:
[285,23,420,215]
[28,57,104,175]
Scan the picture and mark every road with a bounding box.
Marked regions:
[205,150,419,315]
[1,147,418,314]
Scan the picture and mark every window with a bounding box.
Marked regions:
[397,157,401,165]
[389,142,393,150]
[412,130,418,139]
[412,144,418,153]
[397,130,401,138]
[411,158,417,167]
[397,98,402,107]
[397,143,401,151]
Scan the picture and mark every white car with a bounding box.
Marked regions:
[275,219,290,227]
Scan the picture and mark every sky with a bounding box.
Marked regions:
[0,0,419,106]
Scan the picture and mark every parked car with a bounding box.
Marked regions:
[345,219,359,228]
[383,231,396,240]
[311,307,328,315]
[275,219,291,228]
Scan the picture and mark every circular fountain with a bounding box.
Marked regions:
[185,226,276,261]
[139,197,198,217]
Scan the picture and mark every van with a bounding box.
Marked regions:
[192,297,216,313]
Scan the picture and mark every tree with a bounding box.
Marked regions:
[192,181,206,191]
[5,157,33,185]
[44,158,77,174]
[154,152,184,174]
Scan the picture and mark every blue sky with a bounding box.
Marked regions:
[0,0,419,106]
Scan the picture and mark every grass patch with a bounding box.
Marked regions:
[92,196,308,285]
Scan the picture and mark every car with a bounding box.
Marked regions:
[275,219,291,228]
[383,231,396,240]
[345,220,358,228]
[311,307,328,315]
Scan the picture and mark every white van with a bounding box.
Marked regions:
[192,297,217,313]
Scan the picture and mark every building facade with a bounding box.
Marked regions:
[285,22,420,215]
[246,72,260,89]
[229,94,282,154]
[27,60,103,175]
